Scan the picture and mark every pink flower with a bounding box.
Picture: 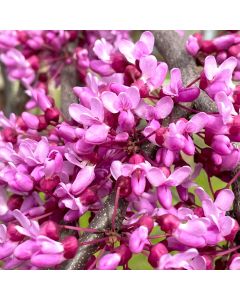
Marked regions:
[135,96,173,121]
[229,255,240,270]
[98,253,121,270]
[119,31,154,63]
[138,55,168,90]
[110,160,151,196]
[173,188,235,247]
[186,35,200,56]
[129,225,149,253]
[163,68,200,102]
[102,86,140,131]
[147,166,192,209]
[71,165,95,196]
[158,248,206,270]
[69,97,110,144]
[0,224,18,260]
[0,49,35,85]
[200,55,237,98]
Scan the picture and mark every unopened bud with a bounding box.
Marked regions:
[39,176,60,193]
[2,127,17,143]
[138,215,154,233]
[37,115,48,131]
[115,244,132,265]
[156,214,180,234]
[80,188,97,206]
[7,223,24,242]
[148,243,168,268]
[155,127,167,146]
[63,236,78,259]
[40,221,60,241]
[7,194,24,210]
[116,176,132,197]
[45,107,60,123]
[129,154,145,164]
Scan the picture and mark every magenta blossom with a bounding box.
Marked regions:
[119,31,154,64]
[69,97,110,144]
[163,68,200,102]
[158,248,206,270]
[102,86,140,132]
[147,166,192,209]
[200,55,237,98]
[0,49,35,85]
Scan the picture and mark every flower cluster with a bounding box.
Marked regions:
[0,30,240,270]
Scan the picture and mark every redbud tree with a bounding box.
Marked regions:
[0,30,240,270]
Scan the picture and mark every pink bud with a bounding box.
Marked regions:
[193,207,204,217]
[40,221,60,241]
[45,107,60,123]
[39,176,60,193]
[129,225,149,253]
[201,40,216,54]
[148,243,168,268]
[156,214,180,234]
[7,194,24,210]
[7,223,24,242]
[186,35,200,56]
[115,244,132,265]
[62,236,78,259]
[124,65,141,86]
[111,52,128,73]
[22,112,39,130]
[229,115,240,136]
[109,83,128,94]
[216,51,228,64]
[2,127,17,143]
[138,215,154,233]
[16,116,28,131]
[28,55,39,71]
[116,176,132,197]
[71,166,95,196]
[213,34,235,51]
[80,188,97,206]
[37,115,48,131]
[129,154,145,164]
[132,79,150,98]
[155,127,167,146]
[228,43,240,58]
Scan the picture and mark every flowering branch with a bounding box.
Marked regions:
[154,30,240,226]
[154,30,217,123]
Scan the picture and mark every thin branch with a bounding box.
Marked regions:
[63,192,128,270]
[60,64,79,120]
[0,63,27,116]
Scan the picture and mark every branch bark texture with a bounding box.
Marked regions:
[63,193,128,270]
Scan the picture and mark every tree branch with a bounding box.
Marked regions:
[63,192,128,270]
[0,63,27,116]
[60,64,78,120]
